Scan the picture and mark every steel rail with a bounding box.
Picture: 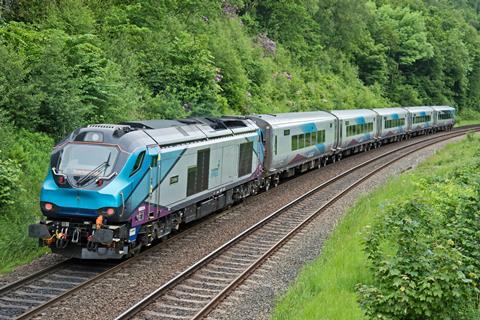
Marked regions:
[0,260,115,320]
[0,259,71,296]
[115,126,479,320]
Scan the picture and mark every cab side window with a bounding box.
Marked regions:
[130,151,146,176]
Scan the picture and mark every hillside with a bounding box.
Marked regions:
[1,0,480,271]
[1,0,480,138]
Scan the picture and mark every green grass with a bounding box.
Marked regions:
[456,109,480,127]
[455,118,480,127]
[272,133,480,320]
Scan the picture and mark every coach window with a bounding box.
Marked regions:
[306,132,312,146]
[317,130,325,143]
[439,112,452,120]
[130,151,145,176]
[298,134,305,149]
[311,132,317,145]
[291,135,298,151]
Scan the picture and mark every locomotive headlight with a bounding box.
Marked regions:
[44,203,53,211]
[98,207,116,216]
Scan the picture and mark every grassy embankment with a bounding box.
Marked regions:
[456,109,480,126]
[272,133,480,319]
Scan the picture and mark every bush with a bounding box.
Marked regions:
[357,145,480,319]
[0,158,22,209]
[0,122,53,272]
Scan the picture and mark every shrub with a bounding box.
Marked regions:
[0,158,22,209]
[357,149,480,319]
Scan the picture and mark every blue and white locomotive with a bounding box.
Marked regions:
[29,106,455,259]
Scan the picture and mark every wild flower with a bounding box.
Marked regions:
[257,33,276,55]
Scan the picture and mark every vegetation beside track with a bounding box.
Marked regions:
[0,121,52,273]
[272,133,480,320]
[456,109,480,127]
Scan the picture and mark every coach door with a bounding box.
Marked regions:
[147,145,161,217]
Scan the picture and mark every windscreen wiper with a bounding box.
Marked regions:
[76,152,112,187]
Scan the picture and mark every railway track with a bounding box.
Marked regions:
[114,127,479,320]
[2,126,476,320]
[0,259,115,320]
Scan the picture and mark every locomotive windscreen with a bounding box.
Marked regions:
[58,143,119,177]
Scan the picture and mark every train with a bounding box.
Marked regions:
[29,106,455,259]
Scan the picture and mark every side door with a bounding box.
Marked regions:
[147,145,161,217]
[376,114,382,138]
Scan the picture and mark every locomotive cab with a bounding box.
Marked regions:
[29,124,157,259]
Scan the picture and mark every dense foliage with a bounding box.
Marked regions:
[357,134,480,319]
[0,158,22,208]
[0,0,479,140]
[0,120,52,272]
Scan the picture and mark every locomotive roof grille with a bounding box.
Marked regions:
[123,117,251,131]
[88,124,117,129]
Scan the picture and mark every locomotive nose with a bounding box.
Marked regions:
[40,174,122,220]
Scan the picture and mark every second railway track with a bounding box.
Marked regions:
[115,127,479,320]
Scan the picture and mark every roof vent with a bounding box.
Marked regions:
[85,124,134,138]
[88,124,118,129]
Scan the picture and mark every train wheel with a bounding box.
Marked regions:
[128,242,142,257]
[272,175,280,188]
[265,179,271,191]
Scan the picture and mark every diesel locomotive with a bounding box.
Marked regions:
[29,106,455,259]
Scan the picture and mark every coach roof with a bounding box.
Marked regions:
[430,106,455,112]
[403,106,435,113]
[371,107,409,116]
[329,109,377,119]
[249,111,336,126]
